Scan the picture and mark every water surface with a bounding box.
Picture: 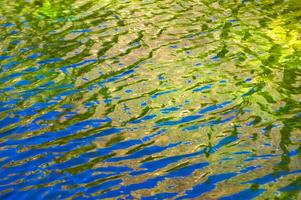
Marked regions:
[0,0,301,199]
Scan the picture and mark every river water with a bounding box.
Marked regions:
[0,0,300,199]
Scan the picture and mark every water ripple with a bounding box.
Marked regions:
[0,0,300,199]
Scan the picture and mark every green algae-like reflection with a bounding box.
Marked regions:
[0,0,300,199]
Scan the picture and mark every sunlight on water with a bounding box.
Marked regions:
[0,0,300,199]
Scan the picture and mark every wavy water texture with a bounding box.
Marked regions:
[0,0,300,199]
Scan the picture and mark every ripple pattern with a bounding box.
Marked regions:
[0,0,301,199]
